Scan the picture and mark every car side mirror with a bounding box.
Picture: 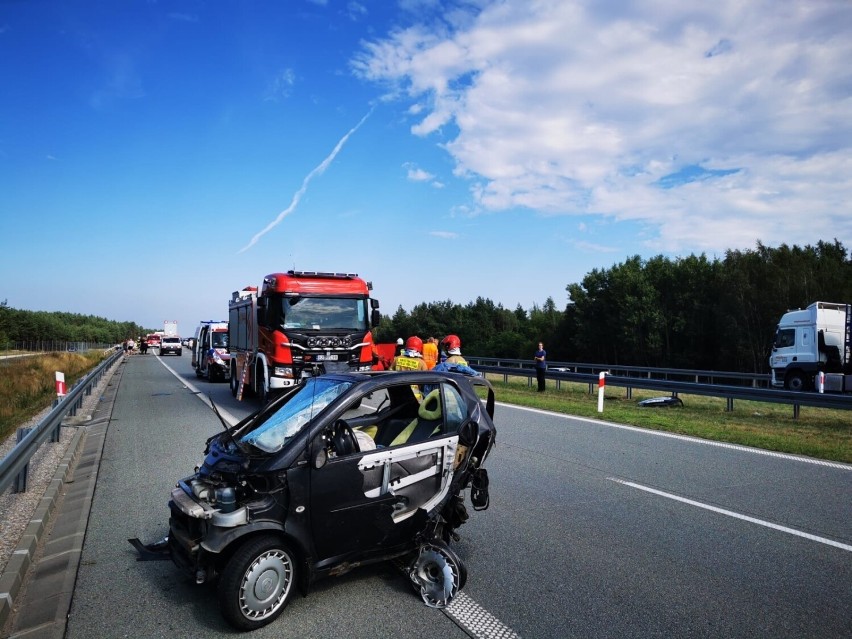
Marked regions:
[312,446,328,470]
[458,420,478,447]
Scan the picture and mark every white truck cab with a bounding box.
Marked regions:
[769,301,851,392]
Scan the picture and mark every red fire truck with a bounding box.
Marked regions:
[228,271,381,401]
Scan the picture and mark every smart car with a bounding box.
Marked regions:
[131,370,496,631]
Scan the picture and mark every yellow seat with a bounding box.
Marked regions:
[389,389,442,446]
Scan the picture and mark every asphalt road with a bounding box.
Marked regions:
[62,353,852,638]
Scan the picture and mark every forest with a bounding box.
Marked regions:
[0,302,149,349]
[375,240,852,373]
[1,240,849,373]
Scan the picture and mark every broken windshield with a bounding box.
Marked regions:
[240,377,353,453]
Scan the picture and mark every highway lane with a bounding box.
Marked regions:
[64,353,851,638]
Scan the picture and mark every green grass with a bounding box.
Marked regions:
[484,374,852,464]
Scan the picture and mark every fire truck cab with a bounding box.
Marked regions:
[229,271,380,401]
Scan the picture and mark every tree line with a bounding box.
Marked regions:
[375,240,852,373]
[0,301,149,348]
[2,240,849,372]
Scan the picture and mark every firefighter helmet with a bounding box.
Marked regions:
[442,335,461,352]
[405,336,424,353]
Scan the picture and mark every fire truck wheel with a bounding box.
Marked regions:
[256,365,268,403]
[230,368,239,397]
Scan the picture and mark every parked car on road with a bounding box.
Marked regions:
[159,336,182,356]
[131,370,496,631]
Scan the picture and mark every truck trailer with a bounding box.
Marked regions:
[164,320,178,337]
[769,301,852,392]
[228,271,381,401]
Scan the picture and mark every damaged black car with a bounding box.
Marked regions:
[131,370,496,631]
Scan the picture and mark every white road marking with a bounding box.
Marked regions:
[609,478,852,552]
[498,402,852,471]
[157,357,240,426]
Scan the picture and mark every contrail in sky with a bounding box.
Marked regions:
[237,108,373,254]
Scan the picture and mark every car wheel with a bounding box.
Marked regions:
[256,364,268,403]
[177,349,182,356]
[785,371,809,392]
[218,535,297,631]
[408,541,467,608]
[230,364,239,397]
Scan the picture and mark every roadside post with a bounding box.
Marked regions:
[55,371,66,399]
[597,371,607,412]
[818,371,825,393]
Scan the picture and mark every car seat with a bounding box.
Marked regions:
[389,389,443,446]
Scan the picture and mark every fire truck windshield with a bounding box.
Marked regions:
[212,331,229,348]
[272,295,369,331]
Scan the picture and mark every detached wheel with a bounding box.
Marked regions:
[218,535,297,631]
[408,541,467,608]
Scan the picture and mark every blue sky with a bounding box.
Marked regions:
[2,0,851,336]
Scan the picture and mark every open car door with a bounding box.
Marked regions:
[309,382,464,561]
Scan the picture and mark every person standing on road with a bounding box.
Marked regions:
[422,336,439,370]
[534,341,547,392]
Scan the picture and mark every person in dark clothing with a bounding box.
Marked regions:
[534,342,547,392]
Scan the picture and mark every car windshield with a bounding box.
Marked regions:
[212,331,229,348]
[240,377,354,453]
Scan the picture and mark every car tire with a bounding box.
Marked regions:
[408,540,467,608]
[218,535,297,631]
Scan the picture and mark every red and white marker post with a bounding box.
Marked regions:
[818,371,825,394]
[55,371,67,398]
[597,371,606,413]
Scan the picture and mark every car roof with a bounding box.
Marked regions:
[323,369,492,390]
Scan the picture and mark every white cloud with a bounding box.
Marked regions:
[405,165,435,181]
[265,68,296,101]
[347,2,368,21]
[429,230,459,239]
[353,0,852,253]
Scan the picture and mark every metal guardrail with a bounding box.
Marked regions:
[475,364,852,418]
[468,357,770,387]
[0,350,123,496]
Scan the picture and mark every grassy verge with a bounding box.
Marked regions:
[0,351,109,441]
[484,374,852,464]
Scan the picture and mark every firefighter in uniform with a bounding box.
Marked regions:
[390,336,429,372]
[422,336,439,370]
[441,335,467,365]
[433,334,480,377]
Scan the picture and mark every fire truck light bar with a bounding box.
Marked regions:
[288,271,359,279]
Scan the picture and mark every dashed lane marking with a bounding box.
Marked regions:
[609,478,852,552]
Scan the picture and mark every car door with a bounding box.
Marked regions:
[309,382,462,561]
